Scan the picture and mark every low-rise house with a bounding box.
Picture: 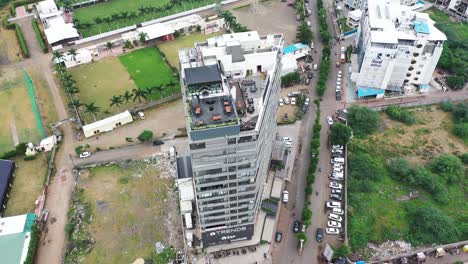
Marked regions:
[82,110,133,138]
[0,213,37,264]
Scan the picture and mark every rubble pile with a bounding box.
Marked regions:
[369,240,412,260]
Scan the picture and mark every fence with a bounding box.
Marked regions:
[129,93,182,114]
[365,94,468,111]
[22,68,46,138]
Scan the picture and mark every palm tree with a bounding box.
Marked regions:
[111,14,120,27]
[69,99,82,108]
[104,41,115,53]
[84,102,100,122]
[68,48,79,61]
[146,86,158,101]
[120,11,128,26]
[155,85,165,99]
[93,17,103,33]
[103,16,112,30]
[138,32,149,45]
[128,12,137,24]
[132,88,147,103]
[167,80,178,94]
[64,86,79,95]
[109,95,123,109]
[122,90,133,103]
[52,50,64,62]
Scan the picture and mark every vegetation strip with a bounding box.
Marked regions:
[15,24,29,58]
[32,19,48,53]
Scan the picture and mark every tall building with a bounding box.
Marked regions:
[178,32,284,247]
[352,0,447,97]
[343,0,417,12]
[434,0,468,21]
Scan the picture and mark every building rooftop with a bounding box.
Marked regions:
[82,110,133,133]
[0,159,15,209]
[283,43,309,55]
[0,213,36,264]
[184,65,222,86]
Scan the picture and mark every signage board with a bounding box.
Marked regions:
[201,224,254,247]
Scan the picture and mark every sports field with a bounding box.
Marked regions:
[119,47,178,98]
[73,0,217,37]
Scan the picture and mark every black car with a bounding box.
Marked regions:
[275,231,283,242]
[331,193,343,201]
[153,140,164,146]
[336,91,342,100]
[308,72,314,79]
[293,220,301,233]
[316,228,324,242]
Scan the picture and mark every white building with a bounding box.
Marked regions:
[38,135,57,152]
[178,31,283,247]
[82,110,133,138]
[347,9,363,28]
[344,0,417,11]
[435,0,468,20]
[352,0,446,98]
[36,0,79,46]
[54,48,93,68]
[0,214,36,264]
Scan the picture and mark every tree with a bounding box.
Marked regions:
[349,150,385,182]
[84,102,100,121]
[68,99,82,108]
[132,88,147,103]
[155,85,166,99]
[109,95,123,109]
[347,105,380,137]
[93,17,103,33]
[52,50,64,62]
[146,86,158,101]
[388,158,412,181]
[446,75,465,90]
[408,205,460,245]
[104,41,115,53]
[103,16,112,30]
[429,154,464,184]
[67,48,78,61]
[64,86,79,95]
[296,22,313,45]
[139,32,149,45]
[138,130,153,142]
[333,245,351,259]
[330,123,352,146]
[122,90,133,103]
[453,123,468,139]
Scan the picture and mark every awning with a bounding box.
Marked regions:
[357,87,385,97]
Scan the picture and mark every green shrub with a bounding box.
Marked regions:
[453,123,468,139]
[305,186,313,196]
[348,151,385,182]
[459,153,468,164]
[333,245,351,259]
[138,130,153,142]
[32,19,48,53]
[1,142,27,159]
[23,155,36,161]
[429,154,464,184]
[15,24,29,57]
[281,72,301,87]
[348,105,380,136]
[385,105,417,125]
[331,123,352,146]
[24,223,40,264]
[440,101,454,112]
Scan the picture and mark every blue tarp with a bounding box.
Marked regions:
[356,261,366,264]
[283,43,308,55]
[358,87,385,97]
[414,20,430,34]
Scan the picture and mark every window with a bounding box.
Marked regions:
[414,77,419,81]
[190,143,206,150]
[416,71,421,75]
[411,60,417,64]
[406,73,412,77]
[416,44,423,48]
[227,138,236,145]
[413,52,420,57]
[404,79,409,83]
[408,66,414,71]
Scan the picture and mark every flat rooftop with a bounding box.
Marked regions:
[189,95,237,129]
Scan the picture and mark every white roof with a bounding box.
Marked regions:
[180,200,193,213]
[0,214,28,237]
[36,0,58,16]
[39,135,56,146]
[137,23,174,40]
[44,17,79,44]
[165,14,205,31]
[348,9,362,19]
[207,31,260,47]
[82,110,133,132]
[54,48,92,64]
[178,179,195,201]
[371,31,398,43]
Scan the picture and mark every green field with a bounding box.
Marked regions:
[119,47,177,98]
[426,8,468,45]
[66,162,179,264]
[347,107,467,254]
[72,0,217,37]
[158,32,224,70]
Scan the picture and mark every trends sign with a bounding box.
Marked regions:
[202,224,254,246]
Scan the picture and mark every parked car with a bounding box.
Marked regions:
[338,70,342,75]
[330,175,343,181]
[326,227,340,235]
[336,91,341,101]
[282,137,292,143]
[308,71,314,79]
[313,64,318,71]
[279,98,284,106]
[316,228,324,242]
[291,97,297,105]
[302,104,308,113]
[326,201,341,209]
[332,172,344,178]
[275,231,283,242]
[306,20,311,26]
[329,213,343,222]
[153,139,164,146]
[333,145,343,150]
[304,97,310,105]
[282,191,289,203]
[329,182,343,189]
[138,111,146,120]
[336,80,341,86]
[332,148,343,154]
[283,97,290,104]
[288,91,301,97]
[336,85,341,91]
[333,168,343,174]
[331,188,343,195]
[327,116,334,126]
[79,151,92,158]
[331,157,345,164]
[305,78,310,85]
[332,208,344,215]
[331,193,343,201]
[293,220,301,233]
[328,221,342,228]
[333,163,343,170]
[285,142,292,149]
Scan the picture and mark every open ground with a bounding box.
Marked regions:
[72,0,217,37]
[0,28,21,65]
[68,160,182,264]
[348,106,467,256]
[426,8,468,44]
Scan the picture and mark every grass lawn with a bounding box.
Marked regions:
[0,29,22,64]
[426,8,468,44]
[73,0,217,37]
[69,56,138,123]
[119,47,178,97]
[71,162,178,264]
[3,157,47,216]
[158,32,224,70]
[348,106,467,252]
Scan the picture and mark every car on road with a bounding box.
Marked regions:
[333,145,343,150]
[313,64,318,71]
[316,228,324,242]
[328,221,342,228]
[79,151,92,158]
[327,116,334,126]
[275,231,283,242]
[279,98,284,106]
[282,137,292,143]
[293,220,301,233]
[291,97,297,105]
[332,208,344,215]
[326,201,341,209]
[329,182,342,189]
[282,191,289,203]
[331,188,343,195]
[153,140,164,146]
[331,193,343,201]
[285,142,292,149]
[329,213,343,222]
[326,227,340,235]
[138,111,146,120]
[304,97,310,105]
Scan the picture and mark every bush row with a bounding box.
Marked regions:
[385,105,417,125]
[316,47,331,96]
[316,0,331,44]
[32,19,48,53]
[281,71,301,87]
[440,101,468,140]
[24,223,40,264]
[9,0,36,16]
[0,142,27,159]
[15,23,29,58]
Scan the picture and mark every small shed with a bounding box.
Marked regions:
[180,200,193,215]
[38,135,57,152]
[55,48,93,68]
[82,110,133,138]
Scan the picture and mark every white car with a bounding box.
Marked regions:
[138,111,145,120]
[291,97,297,105]
[341,46,345,53]
[327,116,334,126]
[326,227,340,235]
[331,188,342,195]
[304,97,310,105]
[283,97,290,104]
[337,73,342,79]
[338,70,342,75]
[282,137,292,142]
[279,98,284,106]
[282,191,289,203]
[326,201,341,209]
[336,85,341,91]
[333,168,343,174]
[329,213,343,222]
[336,80,341,86]
[313,64,318,71]
[329,182,343,189]
[330,175,343,181]
[333,164,343,170]
[337,77,342,82]
[328,221,342,228]
[332,149,343,154]
[332,208,344,215]
[79,151,92,158]
[332,145,343,150]
[285,142,292,149]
